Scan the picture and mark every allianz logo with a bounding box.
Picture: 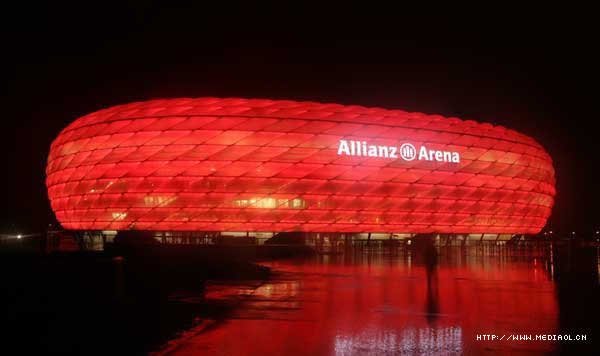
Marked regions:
[336,139,460,163]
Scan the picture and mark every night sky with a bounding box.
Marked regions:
[1,4,598,235]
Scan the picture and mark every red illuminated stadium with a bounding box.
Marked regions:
[46,97,555,234]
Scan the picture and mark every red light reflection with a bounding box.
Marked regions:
[155,253,558,355]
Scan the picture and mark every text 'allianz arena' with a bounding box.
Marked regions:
[46,98,555,234]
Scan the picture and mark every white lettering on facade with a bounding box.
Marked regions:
[337,140,350,155]
[337,139,460,163]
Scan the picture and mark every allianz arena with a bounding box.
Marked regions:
[46,97,555,235]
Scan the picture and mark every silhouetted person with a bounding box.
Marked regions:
[422,234,440,324]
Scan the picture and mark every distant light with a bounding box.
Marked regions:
[549,230,553,234]
[596,230,599,235]
[17,234,22,239]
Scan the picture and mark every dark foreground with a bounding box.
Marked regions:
[1,244,598,355]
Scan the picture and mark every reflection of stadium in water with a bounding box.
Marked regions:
[334,326,463,355]
[156,250,558,355]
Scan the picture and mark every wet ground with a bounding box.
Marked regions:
[154,246,598,355]
[2,244,599,355]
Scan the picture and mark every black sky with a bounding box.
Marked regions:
[1,3,598,235]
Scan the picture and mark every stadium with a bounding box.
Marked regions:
[45,97,555,245]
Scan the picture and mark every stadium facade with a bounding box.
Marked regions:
[46,98,555,238]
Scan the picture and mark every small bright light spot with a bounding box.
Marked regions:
[549,230,553,234]
[596,230,599,235]
[17,234,22,239]
[112,212,127,220]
